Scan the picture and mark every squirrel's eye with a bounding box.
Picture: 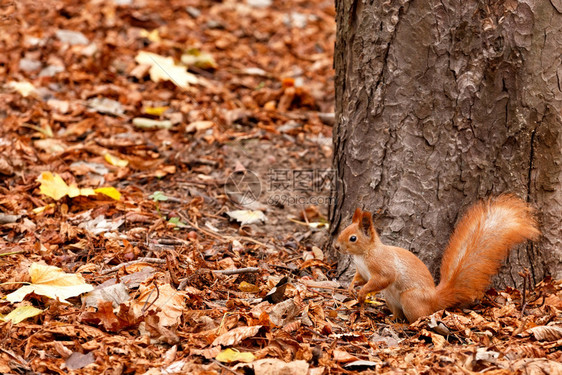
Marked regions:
[349,235,357,242]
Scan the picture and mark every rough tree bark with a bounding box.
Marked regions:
[330,0,562,287]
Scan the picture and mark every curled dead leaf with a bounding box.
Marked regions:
[211,325,262,347]
[526,325,562,341]
[332,348,358,363]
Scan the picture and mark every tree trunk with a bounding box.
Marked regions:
[331,0,562,287]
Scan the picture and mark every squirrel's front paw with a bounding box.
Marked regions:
[357,288,367,304]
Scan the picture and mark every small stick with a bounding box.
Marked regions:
[142,280,160,314]
[519,268,531,318]
[101,257,166,275]
[213,360,237,374]
[303,327,329,339]
[212,267,260,275]
[180,213,271,248]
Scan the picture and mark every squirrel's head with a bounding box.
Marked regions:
[335,208,378,255]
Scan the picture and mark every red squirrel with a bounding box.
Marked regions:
[335,195,540,323]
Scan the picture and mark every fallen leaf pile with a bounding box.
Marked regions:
[0,0,560,374]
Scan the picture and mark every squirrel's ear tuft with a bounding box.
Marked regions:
[360,212,374,237]
[352,208,362,223]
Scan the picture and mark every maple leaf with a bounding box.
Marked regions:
[80,302,138,332]
[6,263,94,304]
[37,172,70,200]
[135,51,198,88]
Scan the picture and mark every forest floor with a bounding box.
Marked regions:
[0,0,561,374]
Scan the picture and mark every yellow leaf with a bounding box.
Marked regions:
[216,348,255,363]
[104,153,129,167]
[95,187,121,201]
[140,29,161,43]
[364,295,384,306]
[22,123,54,138]
[37,172,121,201]
[6,263,94,304]
[143,106,169,116]
[68,185,95,198]
[181,49,217,69]
[66,185,80,198]
[1,305,43,324]
[37,172,70,200]
[32,203,55,214]
[238,281,259,293]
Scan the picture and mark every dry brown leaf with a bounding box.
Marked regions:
[332,349,358,363]
[185,120,215,133]
[190,346,221,360]
[543,293,562,309]
[233,359,309,375]
[131,283,185,327]
[142,314,180,345]
[511,358,562,374]
[420,329,447,349]
[269,299,300,327]
[211,325,262,347]
[526,325,562,341]
[80,302,138,332]
[162,345,177,366]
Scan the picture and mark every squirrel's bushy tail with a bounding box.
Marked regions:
[434,195,540,311]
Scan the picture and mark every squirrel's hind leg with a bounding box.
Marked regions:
[386,304,406,321]
[382,289,406,320]
[399,289,436,323]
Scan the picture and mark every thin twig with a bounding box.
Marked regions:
[178,213,227,242]
[157,238,186,245]
[179,213,272,248]
[101,257,166,275]
[519,268,531,318]
[303,327,329,339]
[521,274,527,318]
[0,250,25,257]
[212,267,260,275]
[212,360,237,374]
[142,280,160,314]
